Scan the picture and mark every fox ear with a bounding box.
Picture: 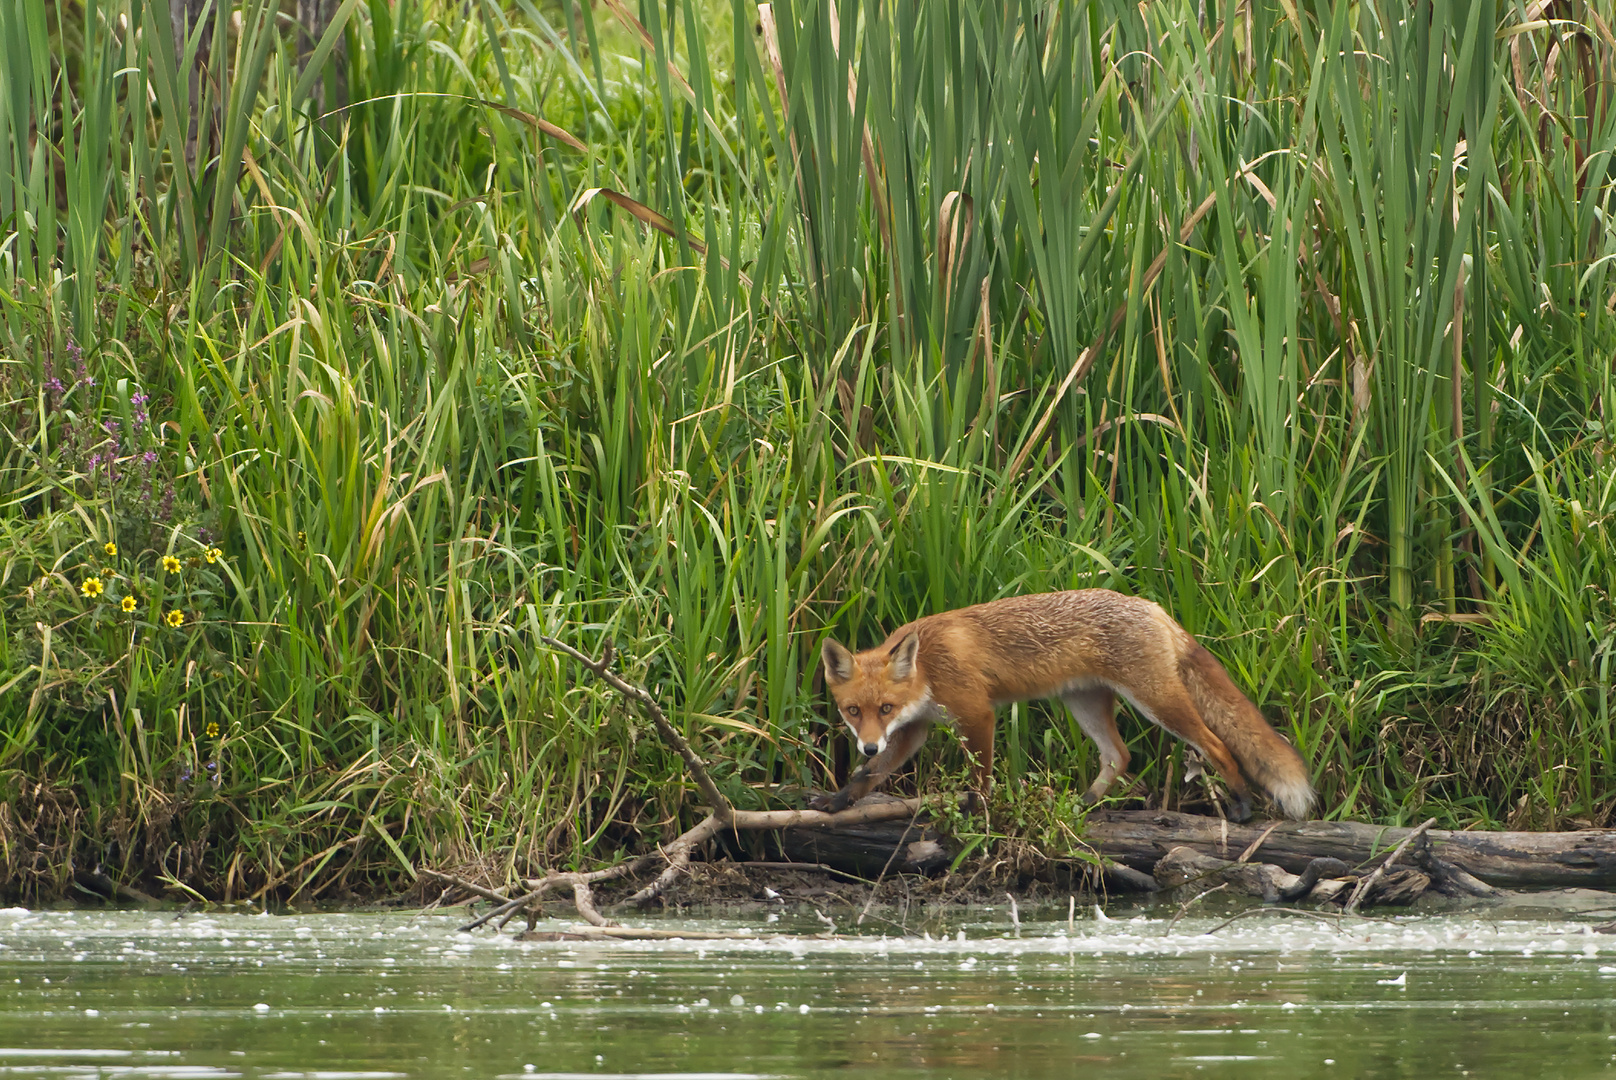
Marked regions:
[887,631,920,680]
[822,639,856,685]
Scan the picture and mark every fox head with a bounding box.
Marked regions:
[821,631,929,759]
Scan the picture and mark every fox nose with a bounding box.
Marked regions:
[860,741,880,757]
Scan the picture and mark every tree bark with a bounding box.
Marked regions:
[775,814,953,877]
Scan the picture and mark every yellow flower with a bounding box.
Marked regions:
[121,596,137,613]
[165,608,185,628]
[104,542,118,557]
[296,531,307,548]
[206,722,220,738]
[205,547,223,564]
[81,576,104,598]
[162,555,182,574]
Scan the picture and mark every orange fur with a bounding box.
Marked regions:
[817,590,1314,821]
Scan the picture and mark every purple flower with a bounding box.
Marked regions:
[102,418,119,435]
[67,338,93,388]
[131,392,149,431]
[44,377,64,397]
[142,450,158,466]
[159,484,175,522]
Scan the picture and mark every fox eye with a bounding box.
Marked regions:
[880,703,893,715]
[846,705,860,718]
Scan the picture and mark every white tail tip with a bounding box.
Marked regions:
[1269,778,1316,821]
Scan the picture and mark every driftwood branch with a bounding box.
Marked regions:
[436,632,968,925]
[625,810,725,906]
[440,797,954,930]
[540,635,732,822]
[420,868,512,905]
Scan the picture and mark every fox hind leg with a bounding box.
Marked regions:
[1120,687,1254,822]
[1062,687,1129,805]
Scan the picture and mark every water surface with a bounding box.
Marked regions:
[2,895,1614,1078]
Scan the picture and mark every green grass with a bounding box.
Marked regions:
[1,0,1613,900]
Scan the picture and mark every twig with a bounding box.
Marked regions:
[459,888,543,933]
[856,801,925,926]
[1237,822,1282,863]
[419,868,513,905]
[540,635,732,821]
[1165,883,1228,933]
[624,811,724,906]
[455,857,651,932]
[731,861,879,884]
[1202,906,1365,935]
[1345,817,1437,914]
[518,926,761,942]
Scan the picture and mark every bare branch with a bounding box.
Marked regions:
[625,811,725,906]
[572,881,613,927]
[1345,817,1437,914]
[540,634,732,821]
[419,868,512,905]
[458,888,544,933]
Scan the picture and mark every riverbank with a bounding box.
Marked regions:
[4,0,1614,903]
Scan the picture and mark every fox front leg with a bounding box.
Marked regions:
[811,722,931,813]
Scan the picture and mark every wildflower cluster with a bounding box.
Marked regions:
[74,531,226,633]
[40,335,94,413]
[40,337,184,548]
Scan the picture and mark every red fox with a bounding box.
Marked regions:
[814,590,1314,822]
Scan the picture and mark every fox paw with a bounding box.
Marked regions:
[809,790,854,814]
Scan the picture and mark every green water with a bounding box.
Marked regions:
[2,898,1615,1078]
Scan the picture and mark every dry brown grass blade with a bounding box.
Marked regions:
[980,276,995,401]
[491,104,588,153]
[938,191,974,306]
[598,0,697,100]
[572,187,707,254]
[571,187,753,287]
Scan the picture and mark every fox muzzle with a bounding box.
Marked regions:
[859,741,881,757]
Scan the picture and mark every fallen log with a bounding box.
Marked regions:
[775,803,954,877]
[1082,810,1616,889]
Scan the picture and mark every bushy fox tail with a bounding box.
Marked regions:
[1179,644,1315,820]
